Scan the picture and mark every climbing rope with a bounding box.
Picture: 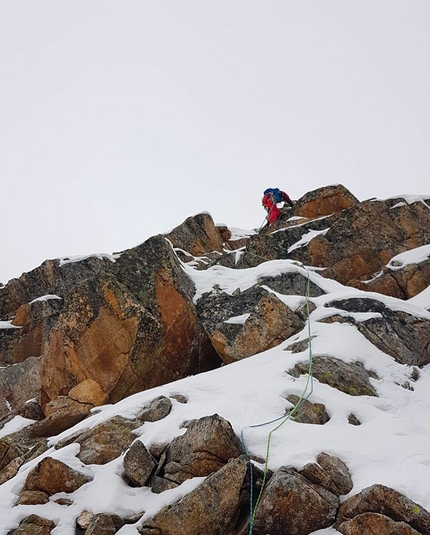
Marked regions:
[240,266,314,534]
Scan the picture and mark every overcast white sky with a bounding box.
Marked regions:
[1,1,430,284]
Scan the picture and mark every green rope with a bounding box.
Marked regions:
[247,266,314,532]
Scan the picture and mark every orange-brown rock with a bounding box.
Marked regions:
[163,414,244,484]
[391,260,430,298]
[17,490,50,505]
[338,512,420,534]
[30,397,92,437]
[349,272,405,299]
[74,415,140,465]
[0,428,47,485]
[305,198,430,287]
[165,212,224,257]
[1,216,222,416]
[252,465,339,535]
[0,456,25,486]
[216,224,250,250]
[336,484,430,534]
[197,287,304,364]
[10,515,55,535]
[236,188,430,299]
[1,297,62,366]
[68,378,109,406]
[36,232,220,411]
[139,457,249,535]
[12,303,31,327]
[294,184,359,219]
[23,456,91,495]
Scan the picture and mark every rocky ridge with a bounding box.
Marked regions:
[0,185,430,534]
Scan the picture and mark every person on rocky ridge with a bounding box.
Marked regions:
[262,187,294,225]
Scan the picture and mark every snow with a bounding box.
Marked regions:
[224,313,250,325]
[0,321,20,330]
[378,194,430,206]
[0,416,36,440]
[391,194,430,204]
[29,294,62,304]
[58,253,121,267]
[1,251,430,534]
[408,286,430,311]
[221,226,257,241]
[288,228,330,253]
[387,244,430,270]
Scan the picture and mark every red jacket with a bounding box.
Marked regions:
[262,193,281,224]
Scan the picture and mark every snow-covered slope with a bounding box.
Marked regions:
[1,254,430,534]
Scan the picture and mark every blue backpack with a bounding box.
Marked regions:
[263,188,283,203]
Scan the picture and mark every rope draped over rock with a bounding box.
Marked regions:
[240,266,314,534]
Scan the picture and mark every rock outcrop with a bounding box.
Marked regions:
[336,484,430,534]
[327,298,430,367]
[2,406,430,535]
[162,414,244,484]
[8,515,56,535]
[288,356,378,397]
[0,214,227,418]
[304,197,430,291]
[197,286,304,364]
[139,456,250,535]
[21,456,91,501]
[293,183,359,219]
[251,466,340,535]
[236,185,430,300]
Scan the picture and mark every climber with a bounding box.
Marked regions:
[262,188,294,225]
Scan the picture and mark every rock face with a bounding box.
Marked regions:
[164,212,225,258]
[0,356,41,419]
[299,452,353,496]
[197,287,304,363]
[162,414,244,484]
[139,457,250,535]
[236,186,430,300]
[2,185,428,420]
[9,515,56,535]
[298,196,430,294]
[288,356,378,397]
[252,466,339,535]
[22,456,91,497]
[0,213,226,417]
[39,234,220,410]
[293,184,359,219]
[336,484,430,534]
[327,298,430,367]
[0,297,62,365]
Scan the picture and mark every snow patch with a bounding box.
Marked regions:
[58,253,121,267]
[30,294,62,304]
[0,416,35,439]
[387,244,430,270]
[0,321,20,330]
[224,313,250,325]
[220,226,256,241]
[288,228,330,253]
